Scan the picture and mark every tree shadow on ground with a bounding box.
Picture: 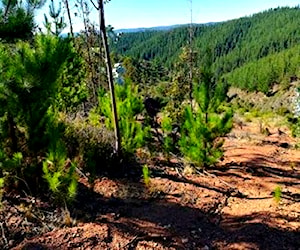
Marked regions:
[219,212,300,249]
[6,156,300,249]
[213,155,300,181]
[8,172,300,249]
[67,174,300,250]
[152,169,247,198]
[280,190,300,202]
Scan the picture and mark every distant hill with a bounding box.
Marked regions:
[110,6,300,92]
[115,22,217,33]
[115,25,183,33]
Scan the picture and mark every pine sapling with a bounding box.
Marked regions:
[97,81,150,158]
[179,69,233,169]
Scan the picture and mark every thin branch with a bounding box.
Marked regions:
[4,0,12,18]
[89,0,98,10]
[13,176,32,197]
[0,223,8,246]
[64,0,74,38]
[202,170,247,197]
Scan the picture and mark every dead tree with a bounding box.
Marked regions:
[188,0,194,110]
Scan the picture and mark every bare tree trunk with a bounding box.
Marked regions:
[7,113,17,153]
[98,0,121,156]
[64,0,74,38]
[188,0,194,110]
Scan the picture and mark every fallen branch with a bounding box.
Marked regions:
[123,233,144,249]
[0,222,8,246]
[202,170,247,198]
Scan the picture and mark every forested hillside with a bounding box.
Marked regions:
[111,26,196,67]
[225,43,300,92]
[111,6,300,91]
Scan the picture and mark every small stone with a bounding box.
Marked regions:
[182,238,189,244]
[8,240,15,247]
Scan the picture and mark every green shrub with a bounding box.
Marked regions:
[38,110,78,203]
[0,149,24,191]
[0,151,23,173]
[289,117,300,137]
[142,164,150,187]
[160,114,178,156]
[56,46,89,113]
[63,116,115,179]
[273,186,282,203]
[42,140,77,203]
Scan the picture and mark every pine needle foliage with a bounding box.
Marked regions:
[44,0,66,36]
[56,46,88,113]
[0,6,34,42]
[0,150,22,172]
[0,34,82,200]
[0,150,23,182]
[0,0,46,42]
[0,35,73,152]
[179,68,233,168]
[0,149,23,192]
[160,114,178,156]
[142,164,150,187]
[42,110,77,202]
[42,140,77,203]
[97,80,150,157]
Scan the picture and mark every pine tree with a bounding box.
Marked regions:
[97,81,150,158]
[0,0,46,42]
[44,0,66,36]
[0,35,73,153]
[179,63,233,168]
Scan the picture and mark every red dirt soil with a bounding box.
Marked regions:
[2,119,300,249]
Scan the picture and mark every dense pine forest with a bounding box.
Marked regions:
[111,6,300,92]
[0,1,299,249]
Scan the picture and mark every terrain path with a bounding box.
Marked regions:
[10,119,300,249]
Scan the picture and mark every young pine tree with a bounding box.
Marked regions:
[179,66,233,169]
[96,81,150,158]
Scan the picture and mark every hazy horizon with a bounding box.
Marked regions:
[35,0,300,33]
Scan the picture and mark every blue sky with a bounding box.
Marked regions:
[35,0,300,32]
